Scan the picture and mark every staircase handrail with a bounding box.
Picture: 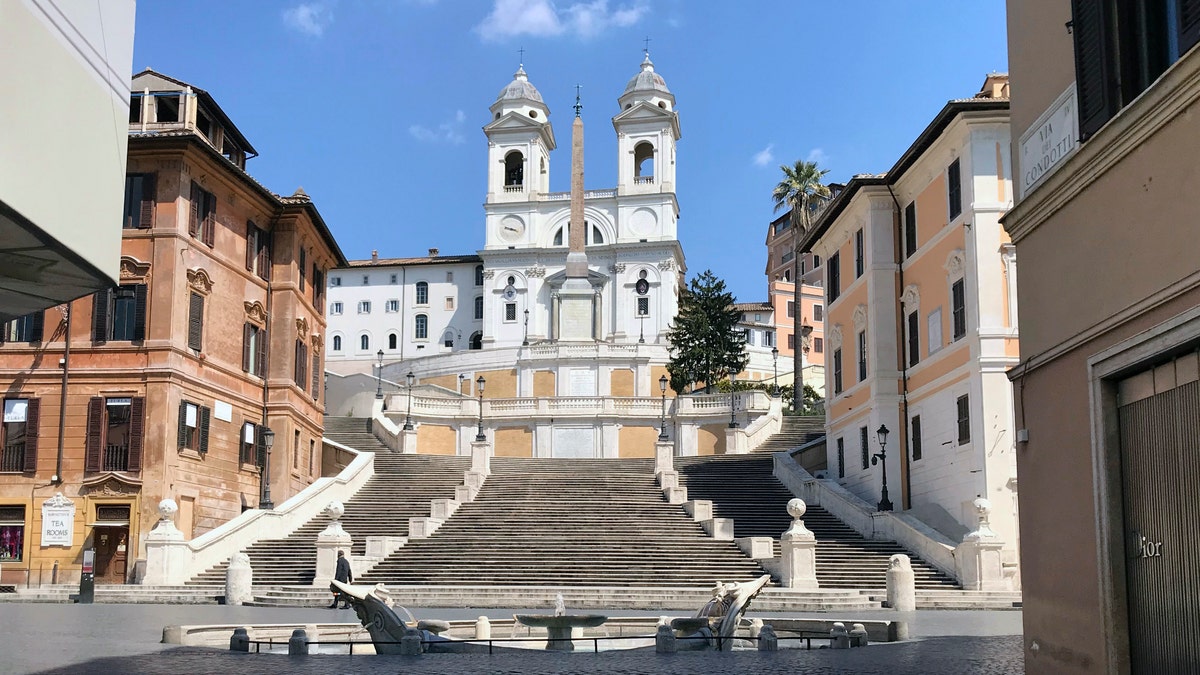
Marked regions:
[743,395,783,451]
[169,439,374,582]
[772,452,959,581]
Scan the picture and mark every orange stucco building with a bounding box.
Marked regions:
[765,211,826,398]
[0,70,346,586]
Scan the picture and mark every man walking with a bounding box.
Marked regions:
[329,549,353,609]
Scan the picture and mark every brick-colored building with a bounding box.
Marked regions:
[0,70,346,585]
[765,211,827,398]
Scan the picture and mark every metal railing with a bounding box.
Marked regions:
[0,443,24,472]
[102,445,129,472]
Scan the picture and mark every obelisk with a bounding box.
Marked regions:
[557,87,595,341]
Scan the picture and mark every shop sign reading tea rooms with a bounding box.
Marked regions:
[1019,83,1078,198]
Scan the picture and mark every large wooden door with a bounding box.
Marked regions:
[93,527,128,584]
[1118,358,1200,672]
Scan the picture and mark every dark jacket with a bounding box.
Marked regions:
[334,556,353,584]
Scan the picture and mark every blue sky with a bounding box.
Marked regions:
[131,0,1008,302]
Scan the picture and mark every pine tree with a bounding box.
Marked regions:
[666,270,748,394]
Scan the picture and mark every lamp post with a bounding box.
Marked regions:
[258,427,275,510]
[522,309,530,346]
[658,375,669,440]
[375,349,384,399]
[797,319,813,412]
[474,375,487,442]
[403,371,415,431]
[771,346,779,397]
[727,367,739,429]
[870,424,894,511]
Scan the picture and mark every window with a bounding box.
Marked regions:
[474,297,484,320]
[952,279,966,340]
[787,301,795,318]
[813,304,823,322]
[928,307,944,355]
[813,255,821,268]
[469,331,482,350]
[93,285,147,343]
[246,223,271,280]
[85,397,144,472]
[836,438,845,479]
[312,351,320,401]
[313,267,324,305]
[189,181,216,246]
[764,331,774,348]
[813,337,824,353]
[330,276,341,287]
[187,292,204,352]
[1,399,38,472]
[0,506,25,562]
[833,348,843,394]
[446,271,454,283]
[332,335,342,351]
[504,303,517,322]
[385,299,399,313]
[243,324,268,377]
[857,330,867,381]
[388,333,397,350]
[1072,0,1199,140]
[781,250,794,264]
[443,332,454,348]
[156,94,180,122]
[330,302,343,316]
[904,202,917,258]
[240,422,259,465]
[827,253,841,303]
[293,430,300,470]
[360,334,370,351]
[957,394,971,444]
[504,150,524,187]
[860,426,869,470]
[907,310,920,367]
[122,173,156,229]
[309,439,316,475]
[788,334,795,349]
[362,275,369,286]
[637,297,650,316]
[745,329,754,346]
[390,274,398,284]
[854,229,864,278]
[445,297,455,311]
[475,265,484,286]
[358,301,371,314]
[415,282,429,305]
[1,313,44,344]
[176,401,209,453]
[294,339,308,387]
[415,315,428,340]
[298,248,307,292]
[911,416,923,461]
[947,159,962,221]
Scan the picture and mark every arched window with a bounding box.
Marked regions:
[475,265,484,286]
[469,331,483,350]
[504,151,524,187]
[332,335,342,352]
[474,296,484,319]
[591,225,604,244]
[415,281,428,305]
[553,221,604,246]
[634,142,654,182]
[388,333,397,350]
[360,334,369,351]
[415,314,428,339]
[442,331,455,348]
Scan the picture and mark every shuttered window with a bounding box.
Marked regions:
[243,324,267,378]
[952,279,967,340]
[298,247,307,292]
[294,340,308,387]
[246,223,271,280]
[0,312,43,344]
[1,398,38,473]
[122,173,156,229]
[187,292,204,351]
[860,426,870,470]
[827,253,841,303]
[836,437,845,478]
[911,415,923,461]
[947,159,962,221]
[312,352,321,401]
[93,285,146,343]
[907,310,920,367]
[854,229,864,278]
[85,396,145,472]
[189,181,216,246]
[957,394,971,445]
[833,348,843,394]
[904,201,917,258]
[176,401,210,453]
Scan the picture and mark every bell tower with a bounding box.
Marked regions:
[484,65,555,204]
[613,53,681,195]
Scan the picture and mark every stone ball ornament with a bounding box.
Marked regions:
[158,498,179,520]
[326,501,345,519]
[973,497,993,516]
[786,498,807,520]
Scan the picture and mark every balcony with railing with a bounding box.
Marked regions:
[103,444,129,472]
[0,443,24,472]
[503,184,524,193]
[543,188,617,201]
[634,175,654,185]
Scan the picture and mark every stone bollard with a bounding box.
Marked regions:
[780,498,819,589]
[830,622,851,649]
[314,502,353,588]
[305,624,319,654]
[886,553,917,611]
[288,629,309,655]
[475,616,491,640]
[225,552,253,606]
[229,627,249,652]
[757,624,778,651]
[849,623,869,647]
[143,499,188,585]
[890,620,910,641]
[958,498,1009,591]
[655,624,677,654]
[749,618,763,639]
[399,631,423,655]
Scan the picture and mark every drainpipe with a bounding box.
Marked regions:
[886,184,912,510]
[260,218,276,508]
[54,302,71,484]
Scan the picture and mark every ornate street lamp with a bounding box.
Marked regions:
[522,309,530,346]
[475,375,487,442]
[403,371,415,431]
[771,346,780,397]
[728,367,739,429]
[870,424,894,512]
[375,349,384,399]
[258,427,275,510]
[658,374,669,441]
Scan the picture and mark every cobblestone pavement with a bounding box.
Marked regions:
[3,604,1023,674]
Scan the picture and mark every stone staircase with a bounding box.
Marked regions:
[674,453,959,590]
[357,457,771,587]
[753,415,825,453]
[184,417,470,586]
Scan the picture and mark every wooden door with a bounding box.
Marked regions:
[93,527,128,584]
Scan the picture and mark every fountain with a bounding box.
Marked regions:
[671,574,772,650]
[513,594,608,651]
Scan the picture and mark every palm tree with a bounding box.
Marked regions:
[772,160,830,412]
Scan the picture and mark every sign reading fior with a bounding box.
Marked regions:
[1019,84,1078,198]
[40,493,76,547]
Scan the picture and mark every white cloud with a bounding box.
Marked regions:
[475,0,648,42]
[806,147,829,166]
[409,109,468,144]
[283,2,334,37]
[752,143,775,167]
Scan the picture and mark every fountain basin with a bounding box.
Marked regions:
[514,614,608,651]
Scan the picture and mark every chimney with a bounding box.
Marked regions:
[428,248,439,258]
[371,249,378,262]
